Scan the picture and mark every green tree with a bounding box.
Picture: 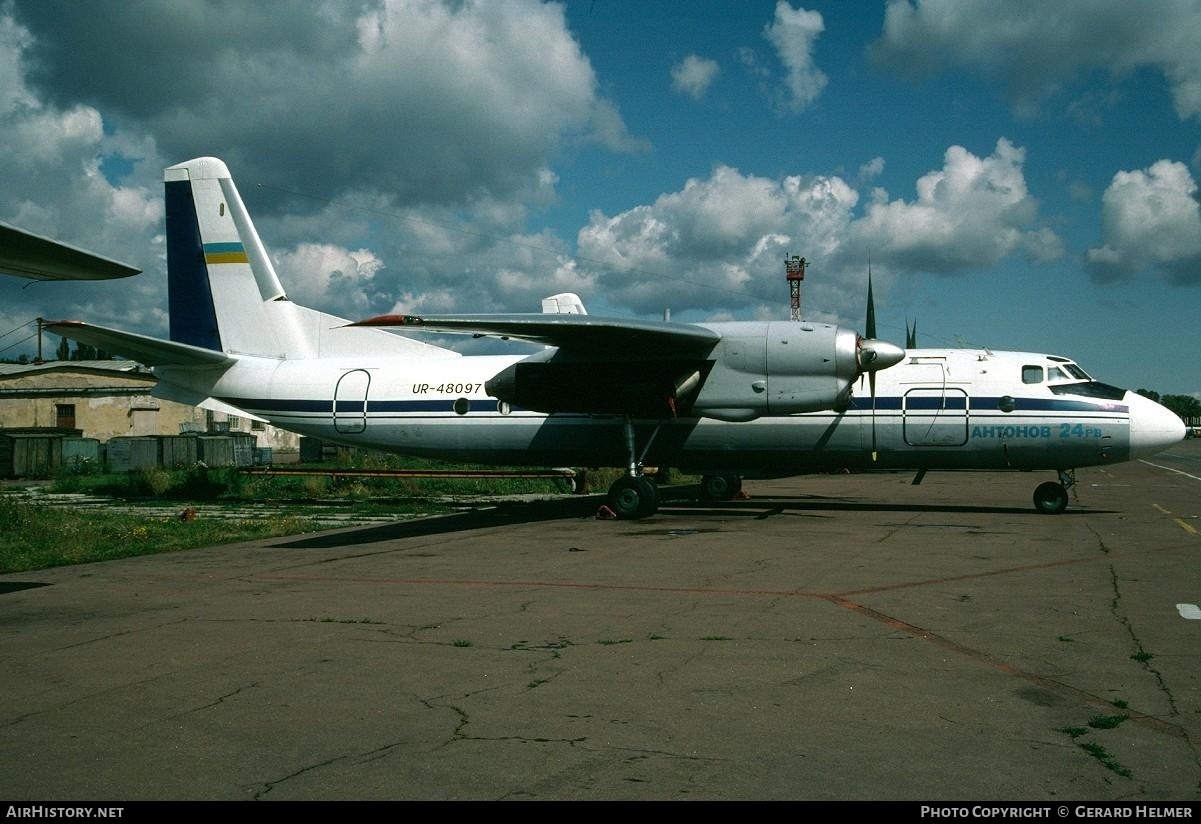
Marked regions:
[1161,394,1201,424]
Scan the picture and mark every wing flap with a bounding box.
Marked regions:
[43,321,236,367]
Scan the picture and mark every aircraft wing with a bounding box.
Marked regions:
[0,222,140,280]
[43,321,235,367]
[350,313,721,351]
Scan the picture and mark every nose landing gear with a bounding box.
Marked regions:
[1033,469,1076,514]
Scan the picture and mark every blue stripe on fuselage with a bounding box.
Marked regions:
[219,397,490,415]
[847,396,1127,414]
[224,395,1127,418]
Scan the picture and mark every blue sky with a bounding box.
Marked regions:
[0,0,1198,397]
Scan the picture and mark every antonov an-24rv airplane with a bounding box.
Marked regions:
[46,157,1184,518]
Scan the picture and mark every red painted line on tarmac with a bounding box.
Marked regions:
[821,594,1188,739]
[837,555,1093,596]
[249,574,829,599]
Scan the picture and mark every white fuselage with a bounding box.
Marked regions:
[159,346,1183,475]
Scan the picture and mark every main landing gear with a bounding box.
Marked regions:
[699,473,742,501]
[1033,469,1076,515]
[605,417,663,520]
[608,475,659,519]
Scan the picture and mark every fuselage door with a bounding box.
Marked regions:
[903,387,969,446]
[333,369,370,434]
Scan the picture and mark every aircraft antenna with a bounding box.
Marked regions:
[785,255,806,321]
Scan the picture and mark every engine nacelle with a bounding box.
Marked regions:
[482,319,899,421]
[690,321,862,420]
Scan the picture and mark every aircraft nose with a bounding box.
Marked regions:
[1127,391,1185,458]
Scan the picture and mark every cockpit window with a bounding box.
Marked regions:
[1063,363,1091,380]
[1022,365,1044,384]
[1049,382,1127,401]
[1048,366,1068,381]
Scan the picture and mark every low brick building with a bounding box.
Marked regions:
[0,359,299,453]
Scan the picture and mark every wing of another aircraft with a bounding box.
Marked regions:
[42,320,235,367]
[351,312,721,351]
[0,222,140,280]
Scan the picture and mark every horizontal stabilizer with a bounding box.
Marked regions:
[0,222,140,280]
[43,321,236,367]
[350,313,721,352]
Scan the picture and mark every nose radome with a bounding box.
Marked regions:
[1127,391,1185,458]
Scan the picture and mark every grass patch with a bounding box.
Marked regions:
[451,639,473,648]
[1130,650,1154,663]
[700,635,734,641]
[50,456,578,501]
[1087,713,1129,730]
[1078,741,1133,779]
[596,638,633,646]
[0,494,326,574]
[1111,698,1129,709]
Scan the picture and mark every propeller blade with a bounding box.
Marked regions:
[866,266,877,340]
[870,368,878,462]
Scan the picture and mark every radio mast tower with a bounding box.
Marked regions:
[785,255,806,321]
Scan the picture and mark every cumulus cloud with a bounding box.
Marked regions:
[763,2,827,112]
[0,10,169,348]
[12,0,640,209]
[577,165,859,316]
[858,156,885,183]
[671,55,720,100]
[1086,160,1201,284]
[576,139,1061,319]
[871,0,1201,121]
[851,139,1063,274]
[273,243,385,318]
[0,0,649,356]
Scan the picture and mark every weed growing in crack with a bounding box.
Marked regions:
[1087,714,1129,730]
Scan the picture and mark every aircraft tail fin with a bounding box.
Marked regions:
[540,292,588,315]
[164,157,449,361]
[165,157,287,355]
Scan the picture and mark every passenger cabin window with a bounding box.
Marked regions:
[1022,365,1044,384]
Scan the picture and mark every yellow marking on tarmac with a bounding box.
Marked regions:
[1154,503,1172,515]
[1174,519,1198,536]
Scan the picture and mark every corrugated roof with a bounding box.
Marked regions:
[0,360,147,377]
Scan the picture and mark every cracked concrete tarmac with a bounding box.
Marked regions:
[2,441,1200,800]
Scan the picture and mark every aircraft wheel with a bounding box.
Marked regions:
[700,473,741,501]
[609,476,659,519]
[1033,481,1069,515]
